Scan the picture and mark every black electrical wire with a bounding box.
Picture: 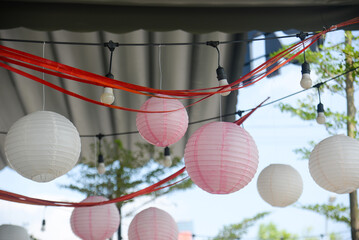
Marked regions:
[0,38,103,46]
[0,32,320,47]
[181,229,349,240]
[0,67,357,138]
[80,131,139,138]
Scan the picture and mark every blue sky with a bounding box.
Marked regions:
[0,30,357,240]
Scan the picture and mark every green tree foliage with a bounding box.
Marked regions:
[257,223,342,240]
[274,30,358,239]
[277,31,359,142]
[258,222,298,240]
[279,31,359,140]
[298,203,350,226]
[213,212,270,240]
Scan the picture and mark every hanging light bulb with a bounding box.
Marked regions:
[41,219,46,232]
[316,102,326,124]
[97,153,106,174]
[162,147,172,167]
[207,41,231,97]
[100,48,116,105]
[296,32,312,90]
[216,66,231,96]
[100,87,115,105]
[300,62,312,89]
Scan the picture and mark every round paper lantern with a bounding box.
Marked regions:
[5,111,81,182]
[136,96,188,147]
[257,164,303,207]
[184,121,259,194]
[0,224,30,240]
[128,207,178,240]
[70,196,120,240]
[309,134,359,194]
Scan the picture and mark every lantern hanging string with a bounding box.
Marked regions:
[0,16,357,113]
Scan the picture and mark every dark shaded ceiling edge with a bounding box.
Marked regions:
[6,0,359,7]
[1,3,359,33]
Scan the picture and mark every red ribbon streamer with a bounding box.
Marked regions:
[2,17,358,113]
[0,167,186,207]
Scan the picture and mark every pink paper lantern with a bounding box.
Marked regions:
[128,207,178,240]
[184,121,259,194]
[136,96,188,147]
[70,196,120,240]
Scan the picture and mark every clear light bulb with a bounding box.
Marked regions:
[218,79,231,96]
[300,62,312,89]
[163,155,172,167]
[100,87,115,105]
[316,112,326,124]
[316,102,325,125]
[97,162,106,174]
[300,73,312,89]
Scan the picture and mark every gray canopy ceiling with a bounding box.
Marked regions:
[1,0,359,33]
[0,0,358,170]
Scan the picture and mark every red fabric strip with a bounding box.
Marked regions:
[234,97,270,125]
[0,167,186,207]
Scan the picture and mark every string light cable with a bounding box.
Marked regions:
[0,32,319,47]
[0,66,357,138]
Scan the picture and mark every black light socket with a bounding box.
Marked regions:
[164,147,170,157]
[105,73,114,79]
[301,62,311,74]
[216,66,227,81]
[317,103,324,113]
[98,153,104,163]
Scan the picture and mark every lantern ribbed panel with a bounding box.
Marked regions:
[128,207,178,240]
[257,164,303,207]
[4,111,81,183]
[184,122,259,194]
[136,97,188,147]
[0,224,30,240]
[70,196,120,240]
[309,134,359,194]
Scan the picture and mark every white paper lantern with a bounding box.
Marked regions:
[257,164,303,207]
[309,134,359,194]
[5,111,81,182]
[128,207,178,240]
[70,196,120,240]
[0,224,30,240]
